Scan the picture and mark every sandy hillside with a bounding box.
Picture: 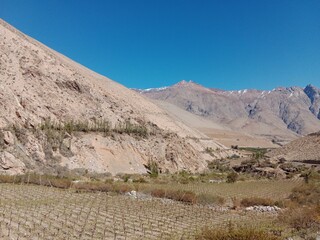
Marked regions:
[151,100,277,148]
[0,19,235,175]
[268,132,320,162]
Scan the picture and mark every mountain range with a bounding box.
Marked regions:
[137,80,320,145]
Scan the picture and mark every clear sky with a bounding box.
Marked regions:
[1,0,320,90]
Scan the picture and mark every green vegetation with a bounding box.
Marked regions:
[239,147,268,159]
[39,118,148,137]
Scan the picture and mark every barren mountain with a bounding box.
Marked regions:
[268,131,320,163]
[0,19,233,175]
[139,80,320,143]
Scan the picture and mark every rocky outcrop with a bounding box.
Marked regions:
[304,84,320,119]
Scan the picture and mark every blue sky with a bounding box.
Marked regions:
[1,0,320,90]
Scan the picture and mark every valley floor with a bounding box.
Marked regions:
[0,179,302,239]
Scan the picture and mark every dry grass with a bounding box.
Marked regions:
[139,178,302,202]
[278,181,320,235]
[197,193,226,206]
[195,225,282,240]
[289,183,320,205]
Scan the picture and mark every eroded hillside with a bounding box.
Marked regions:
[0,19,231,175]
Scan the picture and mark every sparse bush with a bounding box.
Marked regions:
[0,173,72,189]
[113,184,134,194]
[226,171,238,183]
[231,197,241,210]
[289,183,320,206]
[150,189,166,198]
[228,154,240,159]
[47,178,72,189]
[207,159,230,172]
[301,170,320,184]
[150,189,197,204]
[195,225,281,240]
[132,177,148,183]
[145,159,159,178]
[278,205,320,231]
[240,197,275,207]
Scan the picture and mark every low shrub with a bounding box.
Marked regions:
[289,183,320,206]
[73,182,115,192]
[278,205,320,231]
[150,189,166,198]
[113,184,134,194]
[0,174,72,189]
[197,193,225,206]
[132,177,148,183]
[231,197,241,210]
[46,178,72,189]
[195,225,281,240]
[150,189,197,204]
[226,172,238,183]
[241,197,275,207]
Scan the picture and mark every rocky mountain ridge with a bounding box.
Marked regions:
[138,81,320,141]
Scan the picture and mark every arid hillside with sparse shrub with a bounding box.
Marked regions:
[0,18,235,175]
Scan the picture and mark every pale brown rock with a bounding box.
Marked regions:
[3,131,14,145]
[0,151,25,174]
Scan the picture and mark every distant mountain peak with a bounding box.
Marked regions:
[304,84,319,93]
[173,80,197,87]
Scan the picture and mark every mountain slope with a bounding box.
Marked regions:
[139,81,320,143]
[268,132,320,162]
[0,19,231,175]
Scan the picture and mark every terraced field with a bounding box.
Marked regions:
[0,179,302,239]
